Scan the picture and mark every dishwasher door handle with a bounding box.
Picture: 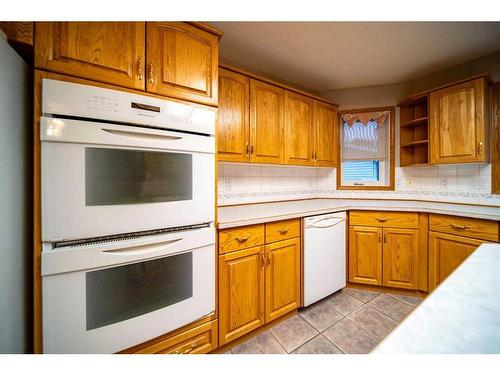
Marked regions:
[308,217,345,228]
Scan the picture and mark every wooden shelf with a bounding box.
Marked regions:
[401,116,428,128]
[402,140,428,147]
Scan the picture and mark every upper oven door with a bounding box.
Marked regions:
[41,117,215,242]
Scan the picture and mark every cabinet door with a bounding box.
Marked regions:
[314,101,337,167]
[348,226,383,285]
[146,22,218,106]
[382,228,419,290]
[429,231,486,291]
[249,79,284,164]
[218,246,265,346]
[35,22,146,90]
[217,68,250,162]
[429,78,488,164]
[284,91,314,166]
[265,238,301,323]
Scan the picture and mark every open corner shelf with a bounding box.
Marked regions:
[399,94,430,167]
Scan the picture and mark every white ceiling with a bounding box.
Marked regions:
[209,22,500,92]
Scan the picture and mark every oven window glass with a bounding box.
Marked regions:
[86,252,193,330]
[85,147,192,206]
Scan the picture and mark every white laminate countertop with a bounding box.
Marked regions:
[373,243,500,354]
[217,198,500,228]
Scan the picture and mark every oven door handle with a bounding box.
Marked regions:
[102,128,183,142]
[101,238,183,257]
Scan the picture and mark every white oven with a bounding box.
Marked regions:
[42,226,215,353]
[40,79,216,242]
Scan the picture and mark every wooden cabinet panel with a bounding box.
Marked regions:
[265,219,301,244]
[314,100,337,167]
[35,22,146,90]
[349,211,419,229]
[219,246,265,345]
[265,238,301,322]
[382,228,419,290]
[429,231,487,290]
[249,79,284,164]
[429,77,488,164]
[218,224,265,255]
[429,214,499,242]
[146,22,218,106]
[348,226,383,285]
[217,68,250,162]
[284,91,314,166]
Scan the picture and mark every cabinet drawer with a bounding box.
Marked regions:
[265,219,301,243]
[218,224,265,254]
[133,320,217,354]
[349,211,419,229]
[429,214,499,242]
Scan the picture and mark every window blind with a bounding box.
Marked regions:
[341,118,388,161]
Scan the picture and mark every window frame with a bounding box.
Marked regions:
[336,106,395,191]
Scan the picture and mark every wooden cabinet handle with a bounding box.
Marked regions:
[182,342,199,354]
[261,253,267,268]
[147,61,155,84]
[137,58,144,80]
[235,234,250,243]
[378,232,382,243]
[278,227,289,234]
[250,144,254,156]
[384,234,387,244]
[267,253,271,266]
[246,143,250,156]
[450,223,471,230]
[375,217,388,222]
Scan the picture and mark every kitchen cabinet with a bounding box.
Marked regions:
[348,211,427,291]
[218,246,266,346]
[35,22,146,90]
[249,79,285,164]
[218,219,301,346]
[429,77,489,164]
[284,92,315,166]
[146,22,220,106]
[217,68,250,162]
[314,101,337,167]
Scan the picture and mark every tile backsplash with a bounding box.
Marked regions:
[218,162,500,207]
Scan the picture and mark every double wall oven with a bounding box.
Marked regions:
[40,79,216,353]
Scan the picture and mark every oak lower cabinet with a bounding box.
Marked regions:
[348,211,427,291]
[218,220,301,346]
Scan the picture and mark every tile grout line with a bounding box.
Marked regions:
[265,329,289,354]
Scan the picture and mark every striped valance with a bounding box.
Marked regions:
[341,111,390,127]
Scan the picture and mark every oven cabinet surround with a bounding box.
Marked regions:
[216,67,338,167]
[428,214,499,291]
[218,219,301,346]
[348,211,428,291]
[34,22,221,106]
[428,77,489,164]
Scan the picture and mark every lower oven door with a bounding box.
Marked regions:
[41,117,215,242]
[41,227,215,353]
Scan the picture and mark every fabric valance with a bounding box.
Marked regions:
[341,111,390,127]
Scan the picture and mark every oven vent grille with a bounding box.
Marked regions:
[54,223,211,249]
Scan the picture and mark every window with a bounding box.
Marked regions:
[337,107,395,190]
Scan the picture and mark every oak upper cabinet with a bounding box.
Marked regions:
[217,68,250,162]
[35,22,146,90]
[218,246,265,346]
[349,226,383,285]
[250,79,285,164]
[265,238,301,323]
[284,92,315,166]
[429,77,489,164]
[146,22,220,106]
[314,101,337,167]
[382,228,419,290]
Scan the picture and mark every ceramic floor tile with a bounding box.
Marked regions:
[325,290,364,315]
[269,315,318,353]
[231,331,286,354]
[388,293,424,307]
[293,334,343,354]
[299,300,344,332]
[342,287,380,303]
[347,305,398,339]
[323,317,380,354]
[367,294,415,322]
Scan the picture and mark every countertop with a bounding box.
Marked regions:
[373,243,500,353]
[217,198,500,228]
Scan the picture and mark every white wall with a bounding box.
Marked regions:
[0,36,31,353]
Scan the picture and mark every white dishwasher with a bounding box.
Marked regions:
[303,212,346,306]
